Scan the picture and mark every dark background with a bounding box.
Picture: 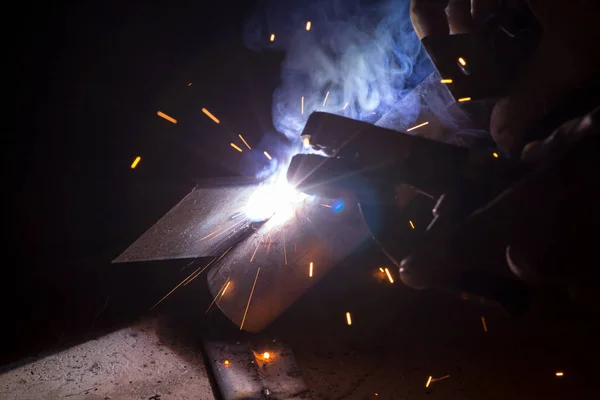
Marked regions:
[9,1,599,397]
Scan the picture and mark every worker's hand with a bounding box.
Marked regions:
[411,0,600,154]
[399,107,600,306]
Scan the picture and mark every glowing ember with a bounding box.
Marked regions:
[264,151,272,160]
[202,108,220,124]
[493,152,499,158]
[385,268,394,284]
[224,360,230,365]
[263,352,270,360]
[157,111,177,124]
[130,156,141,169]
[309,262,313,277]
[305,21,311,31]
[230,143,243,152]
[458,57,467,66]
[409,220,415,229]
[406,121,429,132]
[303,137,310,148]
[458,97,472,102]
[379,267,384,272]
[270,33,275,42]
[481,316,488,332]
[425,376,432,388]
[346,312,352,325]
[556,372,564,377]
[440,79,453,84]
[322,91,330,106]
[239,134,252,149]
[188,82,192,86]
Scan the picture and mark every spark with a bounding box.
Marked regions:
[303,137,310,148]
[270,33,275,42]
[301,96,304,114]
[264,151,272,160]
[240,267,261,330]
[157,111,177,124]
[409,220,415,229]
[481,316,488,332]
[305,21,311,31]
[406,121,429,132]
[200,219,246,241]
[263,352,270,360]
[205,278,231,314]
[266,238,273,255]
[230,143,243,152]
[425,376,432,388]
[221,281,231,296]
[320,204,332,208]
[283,224,288,266]
[202,108,220,124]
[184,246,232,287]
[188,82,192,86]
[250,238,262,262]
[458,57,467,66]
[379,267,385,272]
[555,372,564,377]
[322,91,330,106]
[432,375,450,382]
[343,102,348,110]
[458,97,472,102]
[440,79,453,84]
[224,360,230,365]
[385,268,394,284]
[239,134,252,149]
[309,262,313,277]
[492,152,499,158]
[150,258,217,310]
[130,156,141,169]
[346,312,352,326]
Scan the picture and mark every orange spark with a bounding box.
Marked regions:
[250,237,262,262]
[130,156,141,169]
[409,220,415,229]
[493,152,499,158]
[458,97,471,102]
[263,352,270,360]
[231,143,243,152]
[224,360,230,365]
[270,33,275,42]
[157,111,177,124]
[188,82,192,86]
[205,278,231,314]
[481,316,488,332]
[425,376,432,388]
[379,267,385,272]
[385,267,394,283]
[556,372,564,377]
[264,151,272,160]
[239,134,252,149]
[306,21,312,31]
[322,91,330,106]
[202,108,220,124]
[440,79,453,84]
[346,312,352,325]
[240,267,261,330]
[458,57,467,66]
[406,121,429,132]
[309,262,313,277]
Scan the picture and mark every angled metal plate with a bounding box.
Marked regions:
[113,179,260,263]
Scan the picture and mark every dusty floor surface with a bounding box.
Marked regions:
[0,318,214,400]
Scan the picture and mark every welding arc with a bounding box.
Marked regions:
[240,267,261,330]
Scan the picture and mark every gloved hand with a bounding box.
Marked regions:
[410,0,600,154]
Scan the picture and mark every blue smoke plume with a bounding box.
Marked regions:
[244,0,437,140]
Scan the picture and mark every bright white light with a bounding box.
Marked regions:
[244,173,306,224]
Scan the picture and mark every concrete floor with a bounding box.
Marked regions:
[0,318,213,400]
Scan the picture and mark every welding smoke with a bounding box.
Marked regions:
[244,0,446,140]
